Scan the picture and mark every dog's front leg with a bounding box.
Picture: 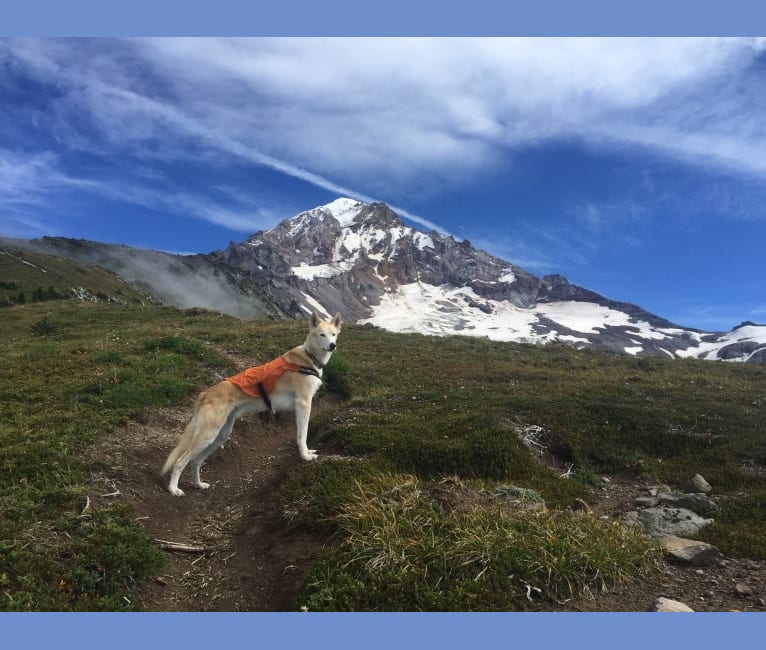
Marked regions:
[295,398,318,461]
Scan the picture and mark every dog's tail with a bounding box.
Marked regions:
[161,439,185,476]
[161,391,208,476]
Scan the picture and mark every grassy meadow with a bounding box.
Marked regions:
[1,296,765,610]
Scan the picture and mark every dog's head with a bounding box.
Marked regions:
[308,311,342,354]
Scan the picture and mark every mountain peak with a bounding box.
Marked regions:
[318,197,366,226]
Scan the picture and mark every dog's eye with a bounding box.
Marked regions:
[320,333,326,337]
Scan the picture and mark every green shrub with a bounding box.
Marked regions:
[143,335,208,360]
[93,350,124,364]
[29,318,58,337]
[59,506,166,611]
[698,489,766,560]
[322,354,353,400]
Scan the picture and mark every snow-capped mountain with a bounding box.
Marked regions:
[213,198,766,363]
[5,198,765,363]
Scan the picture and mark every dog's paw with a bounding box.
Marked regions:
[169,486,185,497]
[194,481,211,490]
[300,450,319,461]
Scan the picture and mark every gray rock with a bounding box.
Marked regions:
[684,474,712,494]
[717,341,766,363]
[656,492,719,515]
[653,597,695,612]
[622,507,714,538]
[634,496,660,508]
[657,535,722,566]
[735,583,754,597]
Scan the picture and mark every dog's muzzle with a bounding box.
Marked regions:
[328,342,337,351]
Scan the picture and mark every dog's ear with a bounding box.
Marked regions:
[333,312,342,329]
[310,312,320,329]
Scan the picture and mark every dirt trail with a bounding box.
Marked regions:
[87,374,334,611]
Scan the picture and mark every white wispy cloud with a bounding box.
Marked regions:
[0,148,86,236]
[3,38,447,234]
[3,36,766,241]
[0,149,60,202]
[138,37,766,185]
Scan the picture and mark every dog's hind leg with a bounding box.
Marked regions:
[188,407,238,490]
[164,397,233,496]
[189,462,210,491]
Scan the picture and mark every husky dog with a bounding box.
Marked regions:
[161,312,342,496]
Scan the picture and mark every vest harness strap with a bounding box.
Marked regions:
[226,356,321,411]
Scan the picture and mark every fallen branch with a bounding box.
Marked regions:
[154,539,210,554]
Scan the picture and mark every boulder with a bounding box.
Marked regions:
[656,492,719,515]
[622,507,713,538]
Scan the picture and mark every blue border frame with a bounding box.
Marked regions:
[2,1,765,647]
[1,0,766,36]
[8,611,764,649]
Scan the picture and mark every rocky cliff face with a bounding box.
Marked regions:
[5,199,765,362]
[214,199,585,318]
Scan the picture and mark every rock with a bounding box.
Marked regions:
[657,535,722,566]
[622,507,714,538]
[735,583,754,597]
[635,496,660,508]
[653,597,695,612]
[684,474,712,494]
[717,341,766,362]
[675,493,719,513]
[656,492,719,515]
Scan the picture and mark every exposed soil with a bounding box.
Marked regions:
[87,395,337,611]
[87,395,766,613]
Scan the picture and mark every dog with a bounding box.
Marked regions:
[161,311,342,496]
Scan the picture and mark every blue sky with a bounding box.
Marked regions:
[2,37,766,331]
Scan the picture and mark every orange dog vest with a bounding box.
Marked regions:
[226,356,321,409]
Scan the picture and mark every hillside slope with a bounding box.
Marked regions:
[0,245,153,307]
[2,300,765,611]
[0,237,286,320]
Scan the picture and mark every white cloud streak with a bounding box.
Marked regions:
[3,37,766,239]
